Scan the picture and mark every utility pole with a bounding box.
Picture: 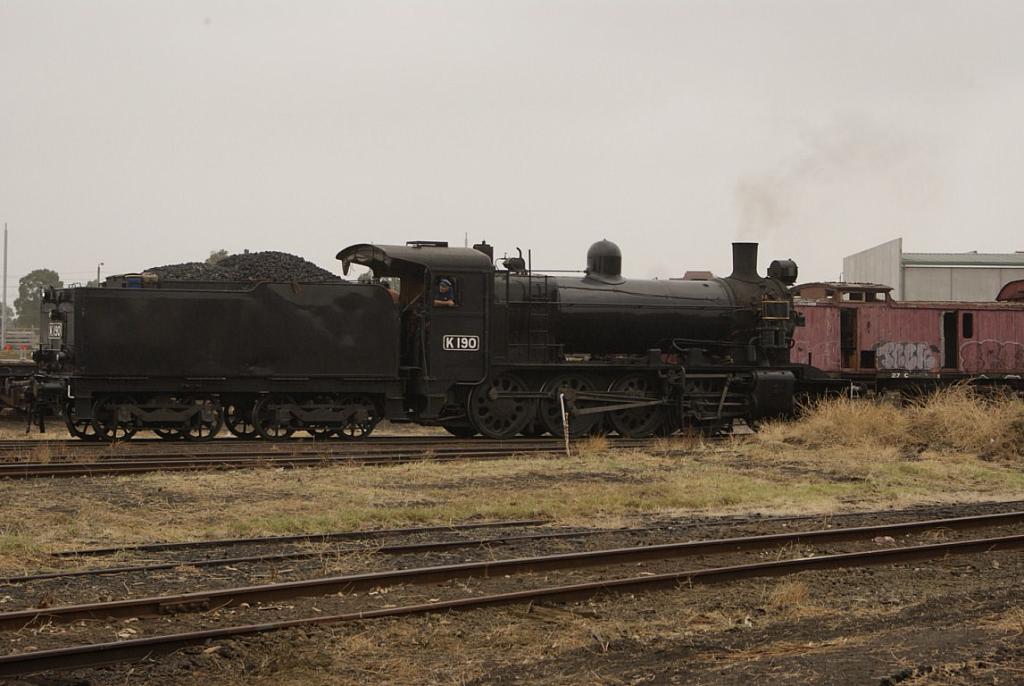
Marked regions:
[2,223,7,348]
[96,261,104,284]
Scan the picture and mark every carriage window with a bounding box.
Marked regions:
[963,312,974,338]
[433,276,458,308]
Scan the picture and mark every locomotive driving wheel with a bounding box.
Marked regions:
[538,374,601,438]
[442,423,478,438]
[183,397,224,441]
[467,374,536,439]
[91,395,139,442]
[520,418,547,437]
[336,395,380,440]
[252,395,297,440]
[224,401,258,439]
[64,402,100,441]
[607,374,666,438]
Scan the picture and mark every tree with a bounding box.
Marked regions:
[14,268,62,330]
[207,249,229,265]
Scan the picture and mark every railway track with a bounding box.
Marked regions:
[0,434,692,454]
[0,449,556,478]
[0,436,683,478]
[1,510,1021,677]
[52,518,551,557]
[19,503,1023,583]
[0,434,509,451]
[49,498,1024,558]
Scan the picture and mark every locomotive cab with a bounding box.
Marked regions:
[338,242,495,419]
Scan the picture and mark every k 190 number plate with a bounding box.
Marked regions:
[443,335,479,351]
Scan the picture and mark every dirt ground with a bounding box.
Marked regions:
[8,527,1024,686]
[2,391,1024,685]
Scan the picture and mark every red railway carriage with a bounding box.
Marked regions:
[998,279,1024,303]
[791,282,1024,387]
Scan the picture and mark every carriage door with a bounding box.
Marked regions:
[942,311,959,369]
[427,271,487,383]
[839,308,858,369]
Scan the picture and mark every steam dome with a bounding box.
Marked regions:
[585,239,624,284]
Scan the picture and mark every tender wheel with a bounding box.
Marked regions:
[442,423,478,438]
[183,398,224,441]
[224,401,258,439]
[91,396,138,442]
[467,374,536,439]
[302,395,342,440]
[64,402,100,441]
[607,374,666,438]
[539,375,600,438]
[336,394,380,440]
[252,396,297,440]
[153,428,184,441]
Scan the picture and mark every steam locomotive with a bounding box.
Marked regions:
[32,240,815,440]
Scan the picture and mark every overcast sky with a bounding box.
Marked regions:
[2,1,1023,295]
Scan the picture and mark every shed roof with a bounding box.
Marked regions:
[902,252,1024,267]
[792,282,893,293]
[337,243,493,275]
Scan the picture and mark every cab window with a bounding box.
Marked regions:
[433,276,458,308]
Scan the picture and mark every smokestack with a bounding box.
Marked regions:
[730,242,759,281]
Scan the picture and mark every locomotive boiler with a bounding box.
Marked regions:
[496,241,798,363]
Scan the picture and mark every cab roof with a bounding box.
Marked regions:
[337,243,493,276]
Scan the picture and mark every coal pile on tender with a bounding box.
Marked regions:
[146,251,342,282]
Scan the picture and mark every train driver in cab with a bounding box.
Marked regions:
[379,279,400,304]
[433,277,456,307]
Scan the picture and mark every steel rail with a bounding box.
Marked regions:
[58,499,1024,559]
[0,433,635,447]
[21,505,1024,582]
[8,527,625,583]
[0,435,483,450]
[52,519,549,558]
[1,531,1021,678]
[0,445,560,461]
[0,447,583,479]
[3,510,1021,631]
[0,441,586,462]
[0,435,666,456]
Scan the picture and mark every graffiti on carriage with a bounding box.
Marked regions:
[875,341,939,371]
[960,340,1024,373]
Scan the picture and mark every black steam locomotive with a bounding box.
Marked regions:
[32,240,807,440]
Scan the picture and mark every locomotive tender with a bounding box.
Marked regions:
[33,240,807,440]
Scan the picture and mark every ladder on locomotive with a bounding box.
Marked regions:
[505,270,561,363]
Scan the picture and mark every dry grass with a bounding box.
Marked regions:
[2,444,1023,572]
[0,422,53,441]
[162,558,962,686]
[764,580,814,616]
[759,386,1024,459]
[2,391,1023,572]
